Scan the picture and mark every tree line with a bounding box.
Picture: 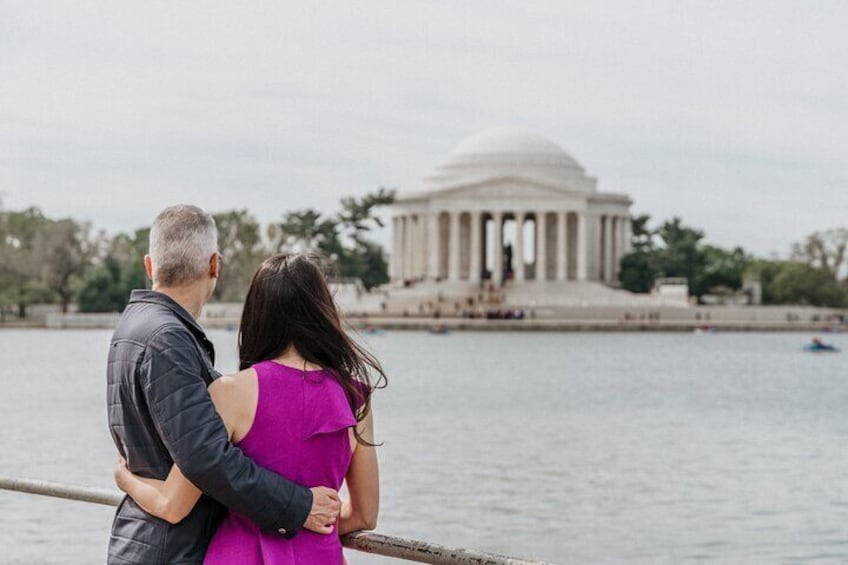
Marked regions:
[0,189,394,317]
[619,215,848,307]
[3,197,848,317]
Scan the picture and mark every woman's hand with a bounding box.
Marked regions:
[113,455,129,492]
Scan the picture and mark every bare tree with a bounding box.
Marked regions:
[213,210,266,302]
[791,228,848,281]
[31,218,95,313]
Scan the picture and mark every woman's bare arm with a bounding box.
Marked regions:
[114,457,202,525]
[338,409,379,535]
[113,374,247,524]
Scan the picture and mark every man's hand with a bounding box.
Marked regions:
[303,486,341,534]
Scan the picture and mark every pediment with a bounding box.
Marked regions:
[429,176,586,200]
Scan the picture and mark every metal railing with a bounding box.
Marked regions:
[0,475,552,565]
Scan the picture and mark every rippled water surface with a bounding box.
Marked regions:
[2,328,848,564]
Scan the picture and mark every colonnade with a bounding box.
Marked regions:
[391,210,631,285]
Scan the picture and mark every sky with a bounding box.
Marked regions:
[1,1,846,257]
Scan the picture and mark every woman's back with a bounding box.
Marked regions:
[203,360,357,565]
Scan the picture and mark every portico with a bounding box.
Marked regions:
[389,127,632,287]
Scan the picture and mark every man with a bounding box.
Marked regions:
[107,205,341,564]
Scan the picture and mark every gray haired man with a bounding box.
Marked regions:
[106,205,341,564]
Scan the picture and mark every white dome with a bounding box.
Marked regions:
[417,126,594,195]
[451,126,572,159]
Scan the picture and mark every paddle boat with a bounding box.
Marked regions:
[428,323,449,335]
[803,337,840,353]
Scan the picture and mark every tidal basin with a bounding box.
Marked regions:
[2,329,848,564]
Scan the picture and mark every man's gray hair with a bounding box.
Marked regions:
[149,205,218,287]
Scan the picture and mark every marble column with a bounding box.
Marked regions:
[427,213,440,280]
[409,215,417,279]
[614,216,624,278]
[556,211,567,281]
[407,215,415,279]
[604,215,614,283]
[577,212,588,281]
[492,211,503,286]
[448,210,461,281]
[391,217,401,280]
[469,211,482,284]
[622,216,632,255]
[595,215,604,280]
[398,216,406,280]
[405,215,415,280]
[536,212,547,281]
[417,215,427,278]
[514,211,525,282]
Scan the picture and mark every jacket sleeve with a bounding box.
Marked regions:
[139,326,312,536]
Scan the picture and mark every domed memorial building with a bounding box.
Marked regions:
[388,127,633,288]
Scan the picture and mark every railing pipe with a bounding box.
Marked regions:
[0,476,552,565]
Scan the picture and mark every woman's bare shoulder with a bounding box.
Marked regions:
[209,368,257,404]
[209,368,258,439]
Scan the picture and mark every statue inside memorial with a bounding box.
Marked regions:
[503,243,513,281]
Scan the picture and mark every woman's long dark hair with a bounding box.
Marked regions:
[238,253,386,444]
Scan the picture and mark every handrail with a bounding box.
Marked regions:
[0,476,552,565]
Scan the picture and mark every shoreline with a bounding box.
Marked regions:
[346,317,847,333]
[3,317,846,333]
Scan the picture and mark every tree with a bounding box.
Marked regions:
[115,227,150,293]
[618,216,748,300]
[791,228,848,281]
[655,217,707,293]
[0,207,50,317]
[629,214,654,249]
[77,228,149,312]
[78,256,129,312]
[618,216,707,293]
[619,250,659,293]
[618,213,660,293]
[693,245,749,298]
[769,262,847,307]
[748,258,848,307]
[337,187,395,247]
[2,188,397,317]
[747,258,785,305]
[343,241,391,289]
[269,188,396,290]
[270,209,339,255]
[31,218,94,313]
[335,188,395,289]
[213,210,266,302]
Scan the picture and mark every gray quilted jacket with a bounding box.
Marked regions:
[106,290,312,564]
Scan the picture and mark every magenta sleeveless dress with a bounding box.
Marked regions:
[203,361,361,565]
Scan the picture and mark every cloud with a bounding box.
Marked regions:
[1,1,846,255]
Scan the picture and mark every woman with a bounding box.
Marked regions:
[114,253,385,564]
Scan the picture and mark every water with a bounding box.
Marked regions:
[2,329,848,564]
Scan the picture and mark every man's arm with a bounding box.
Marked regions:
[139,326,312,536]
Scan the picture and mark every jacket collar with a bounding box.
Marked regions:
[128,289,215,360]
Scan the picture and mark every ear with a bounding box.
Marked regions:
[143,255,154,281]
[210,253,221,279]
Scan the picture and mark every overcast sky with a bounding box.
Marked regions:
[2,1,846,256]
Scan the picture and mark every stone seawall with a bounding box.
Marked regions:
[10,308,845,333]
[346,317,846,333]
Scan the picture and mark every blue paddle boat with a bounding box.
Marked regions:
[804,338,840,353]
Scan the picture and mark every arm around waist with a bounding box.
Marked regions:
[140,326,312,535]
